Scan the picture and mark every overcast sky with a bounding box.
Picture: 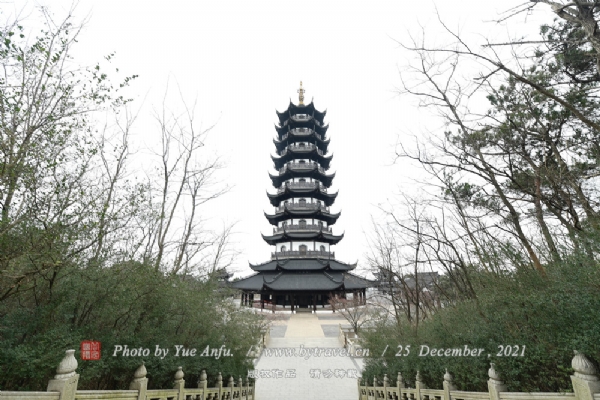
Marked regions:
[7,0,555,277]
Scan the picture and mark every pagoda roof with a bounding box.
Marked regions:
[269,168,335,188]
[276,101,326,125]
[267,185,338,206]
[271,148,332,170]
[261,229,344,245]
[249,257,356,272]
[275,118,329,136]
[264,207,341,225]
[230,270,373,291]
[273,132,330,152]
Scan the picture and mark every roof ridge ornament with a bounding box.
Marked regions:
[298,81,305,105]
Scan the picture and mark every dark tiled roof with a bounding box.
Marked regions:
[261,230,344,245]
[230,269,374,291]
[265,272,343,290]
[250,258,356,272]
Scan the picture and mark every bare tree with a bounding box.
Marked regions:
[141,86,231,275]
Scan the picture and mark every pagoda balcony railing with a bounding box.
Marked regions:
[279,162,326,174]
[278,144,325,157]
[271,250,335,260]
[290,115,322,126]
[292,114,310,121]
[273,224,332,234]
[280,131,323,141]
[276,203,330,212]
[276,181,328,193]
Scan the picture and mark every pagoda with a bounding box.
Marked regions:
[232,83,371,312]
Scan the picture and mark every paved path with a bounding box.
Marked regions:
[254,312,363,400]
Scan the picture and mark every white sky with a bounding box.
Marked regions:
[6,0,555,277]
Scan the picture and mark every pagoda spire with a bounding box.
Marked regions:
[297,81,305,105]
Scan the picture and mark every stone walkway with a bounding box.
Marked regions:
[253,312,363,400]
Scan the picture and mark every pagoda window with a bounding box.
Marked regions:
[299,245,307,255]
[299,160,306,164]
[299,219,307,228]
[299,178,306,183]
[299,198,307,206]
[318,221,323,228]
[299,142,306,147]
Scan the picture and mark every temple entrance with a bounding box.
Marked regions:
[296,294,311,308]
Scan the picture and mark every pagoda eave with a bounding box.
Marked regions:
[266,188,338,206]
[249,257,356,272]
[263,209,341,225]
[261,231,344,245]
[275,120,329,136]
[271,150,333,170]
[269,170,335,188]
[276,101,326,125]
[274,135,330,152]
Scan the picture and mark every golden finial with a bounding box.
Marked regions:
[297,81,305,105]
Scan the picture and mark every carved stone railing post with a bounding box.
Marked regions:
[129,362,148,400]
[197,369,207,398]
[173,367,185,400]
[217,372,223,399]
[226,375,234,400]
[245,376,251,400]
[397,371,405,399]
[443,369,456,400]
[238,376,243,399]
[488,363,507,400]
[416,370,427,400]
[47,349,79,400]
[571,351,600,400]
[384,374,389,399]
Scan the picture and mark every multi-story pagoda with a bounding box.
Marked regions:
[232,83,371,312]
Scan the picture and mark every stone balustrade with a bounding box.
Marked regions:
[273,224,332,234]
[278,144,326,156]
[276,181,328,193]
[275,203,330,212]
[278,162,326,174]
[280,131,323,141]
[338,324,368,358]
[359,351,600,400]
[271,250,335,259]
[0,350,255,400]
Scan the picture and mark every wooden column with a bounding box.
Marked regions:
[313,294,317,313]
[291,294,295,313]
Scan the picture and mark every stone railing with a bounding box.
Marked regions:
[273,224,332,234]
[278,144,326,157]
[276,203,330,212]
[247,327,270,357]
[276,182,328,193]
[0,349,255,400]
[271,250,334,259]
[359,351,600,400]
[280,131,323,141]
[278,162,326,174]
[339,324,368,357]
